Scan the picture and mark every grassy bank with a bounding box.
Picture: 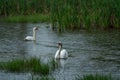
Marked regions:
[0,0,120,30]
[0,58,56,75]
[4,14,50,23]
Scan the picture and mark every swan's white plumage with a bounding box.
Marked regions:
[24,27,38,41]
[55,49,68,59]
[25,36,35,40]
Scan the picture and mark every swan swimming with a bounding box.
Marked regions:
[24,27,38,41]
[55,42,68,59]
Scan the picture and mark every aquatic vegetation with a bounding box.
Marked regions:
[75,74,112,80]
[0,0,50,16]
[0,58,114,80]
[50,0,120,31]
[0,58,56,75]
[0,0,120,30]
[5,14,50,23]
[48,59,58,71]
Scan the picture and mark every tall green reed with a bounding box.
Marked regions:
[0,0,50,16]
[50,0,120,31]
[0,0,120,30]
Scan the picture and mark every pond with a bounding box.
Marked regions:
[0,23,120,80]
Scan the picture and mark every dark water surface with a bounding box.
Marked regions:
[0,23,120,80]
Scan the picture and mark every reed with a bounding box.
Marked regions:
[75,74,112,80]
[50,0,120,31]
[0,0,50,16]
[0,58,55,75]
[0,0,120,30]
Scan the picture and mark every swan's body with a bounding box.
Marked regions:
[25,36,35,40]
[55,42,68,59]
[24,27,38,41]
[55,49,68,59]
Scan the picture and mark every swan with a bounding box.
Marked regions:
[55,42,68,59]
[24,27,38,41]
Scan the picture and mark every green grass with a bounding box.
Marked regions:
[0,0,120,30]
[0,58,56,75]
[4,14,50,23]
[50,0,120,31]
[75,74,112,80]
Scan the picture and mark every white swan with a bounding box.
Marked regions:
[24,27,38,41]
[55,42,68,59]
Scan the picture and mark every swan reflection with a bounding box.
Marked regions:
[55,58,67,69]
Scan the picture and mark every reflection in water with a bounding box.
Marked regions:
[55,59,67,69]
[54,59,68,80]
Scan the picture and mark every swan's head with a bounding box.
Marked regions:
[33,27,38,30]
[58,42,62,48]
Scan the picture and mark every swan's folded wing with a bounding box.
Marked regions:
[60,49,68,58]
[24,36,34,40]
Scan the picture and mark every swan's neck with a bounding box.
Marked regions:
[58,46,62,58]
[33,29,36,40]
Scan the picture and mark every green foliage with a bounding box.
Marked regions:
[5,14,50,23]
[0,0,120,30]
[50,0,120,31]
[49,59,58,71]
[0,58,55,75]
[5,59,25,72]
[0,0,50,16]
[75,74,112,80]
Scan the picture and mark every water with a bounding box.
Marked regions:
[0,23,120,80]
